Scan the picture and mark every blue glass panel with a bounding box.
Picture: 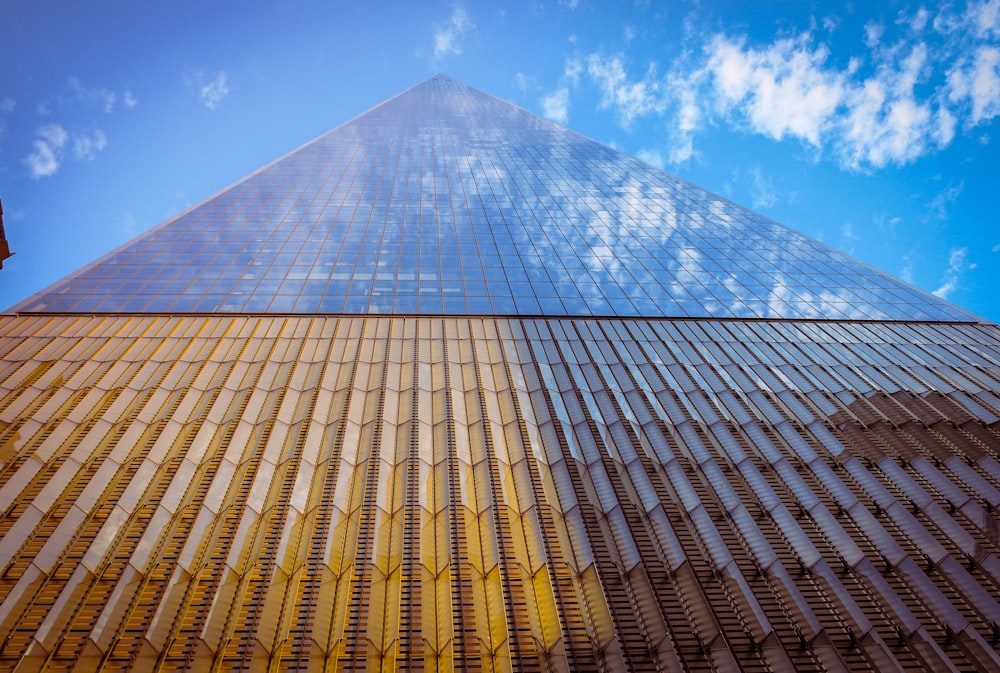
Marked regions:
[7,76,982,323]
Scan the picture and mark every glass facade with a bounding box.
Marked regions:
[8,76,979,322]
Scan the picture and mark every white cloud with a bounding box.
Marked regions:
[900,256,915,283]
[586,54,667,127]
[927,181,964,219]
[665,71,701,163]
[433,6,474,59]
[559,0,580,8]
[72,129,107,161]
[971,0,1000,37]
[840,221,859,242]
[933,246,975,298]
[24,124,68,178]
[23,124,109,178]
[992,243,1000,252]
[636,148,664,168]
[32,78,137,116]
[748,167,777,209]
[864,22,885,48]
[541,87,570,123]
[123,213,140,239]
[842,86,937,167]
[948,45,1000,124]
[689,10,1000,169]
[192,71,230,110]
[707,34,845,146]
[550,3,1000,171]
[515,72,535,92]
[68,77,119,113]
[0,98,14,114]
[564,57,584,84]
[901,8,931,33]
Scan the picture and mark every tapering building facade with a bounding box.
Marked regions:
[1,76,999,672]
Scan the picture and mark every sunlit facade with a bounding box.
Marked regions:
[1,76,998,672]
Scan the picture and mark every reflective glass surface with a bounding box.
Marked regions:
[9,76,980,321]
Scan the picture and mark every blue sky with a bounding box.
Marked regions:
[1,0,998,322]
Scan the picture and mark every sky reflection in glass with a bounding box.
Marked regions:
[10,76,980,322]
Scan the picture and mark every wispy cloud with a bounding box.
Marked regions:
[933,246,976,298]
[515,72,536,92]
[68,77,120,113]
[34,78,135,117]
[23,124,108,178]
[708,34,844,146]
[702,32,955,169]
[948,45,1000,124]
[586,54,667,128]
[18,78,132,176]
[927,181,964,219]
[748,167,778,209]
[900,250,916,283]
[123,212,140,239]
[432,6,474,60]
[724,166,782,210]
[0,98,12,149]
[186,70,230,110]
[636,148,665,168]
[839,222,860,253]
[541,87,570,123]
[72,129,107,161]
[557,2,1000,170]
[24,125,69,178]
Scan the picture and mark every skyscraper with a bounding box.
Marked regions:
[0,75,998,671]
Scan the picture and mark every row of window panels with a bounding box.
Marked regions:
[2,315,997,368]
[66,246,888,297]
[147,178,803,223]
[124,225,818,285]
[54,267,927,317]
[143,211,806,261]
[21,297,948,329]
[191,124,784,238]
[71,273,905,323]
[67,242,904,313]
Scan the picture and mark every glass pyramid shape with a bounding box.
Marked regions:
[9,75,979,322]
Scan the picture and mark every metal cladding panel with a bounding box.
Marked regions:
[0,314,999,672]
